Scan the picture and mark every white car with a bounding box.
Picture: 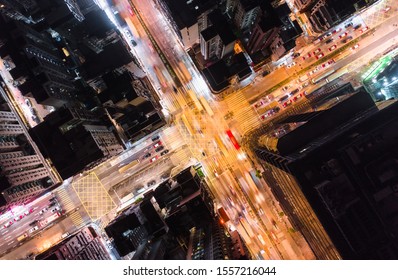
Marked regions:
[29,226,39,234]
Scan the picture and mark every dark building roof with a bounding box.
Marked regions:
[82,40,133,79]
[201,26,218,41]
[163,0,215,29]
[202,59,230,92]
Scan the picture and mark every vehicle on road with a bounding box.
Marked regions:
[17,233,28,242]
[61,232,70,239]
[149,156,158,163]
[351,44,359,50]
[325,38,333,44]
[143,153,152,159]
[118,159,140,173]
[291,92,304,102]
[153,141,162,148]
[313,48,321,55]
[278,95,290,103]
[282,100,292,108]
[3,221,13,228]
[360,26,369,34]
[262,70,270,77]
[29,226,39,233]
[341,36,352,44]
[328,44,337,51]
[147,180,156,187]
[315,53,324,59]
[160,149,169,156]
[14,215,24,221]
[39,208,48,215]
[345,22,353,28]
[29,220,38,227]
[155,146,164,152]
[339,32,348,39]
[254,100,264,108]
[332,28,342,34]
[151,135,160,142]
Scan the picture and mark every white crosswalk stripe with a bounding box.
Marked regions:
[55,188,76,212]
[69,211,84,227]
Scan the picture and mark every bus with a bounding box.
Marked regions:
[311,69,335,84]
[325,68,348,83]
[226,130,241,150]
[180,114,195,136]
[118,159,140,173]
[199,96,214,117]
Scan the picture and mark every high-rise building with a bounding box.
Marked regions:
[156,0,218,49]
[199,9,236,60]
[0,83,55,212]
[29,106,123,179]
[253,87,398,259]
[35,226,111,260]
[0,16,76,107]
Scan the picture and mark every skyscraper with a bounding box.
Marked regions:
[253,87,398,259]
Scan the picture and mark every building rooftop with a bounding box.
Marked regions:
[258,88,378,156]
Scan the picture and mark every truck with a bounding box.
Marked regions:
[17,233,28,242]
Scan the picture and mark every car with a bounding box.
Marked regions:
[155,145,164,152]
[325,38,333,44]
[143,153,152,159]
[254,100,264,108]
[39,208,48,215]
[287,62,296,68]
[282,100,292,108]
[147,180,156,187]
[308,68,319,76]
[313,48,321,55]
[51,208,60,213]
[383,6,391,13]
[278,95,290,103]
[25,99,32,107]
[160,149,169,156]
[261,70,270,77]
[149,156,159,163]
[29,220,38,227]
[345,22,353,28]
[291,93,304,102]
[290,88,300,95]
[353,24,362,30]
[14,215,24,221]
[315,53,324,59]
[3,221,13,228]
[61,232,70,239]
[341,36,352,44]
[339,32,348,39]
[131,40,137,46]
[28,226,39,234]
[153,141,162,148]
[48,202,56,208]
[351,44,359,50]
[359,26,369,34]
[332,28,342,34]
[281,85,291,91]
[328,44,337,51]
[324,32,332,38]
[151,135,160,142]
[328,59,335,65]
[292,52,300,58]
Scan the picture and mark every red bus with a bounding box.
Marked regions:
[226,130,240,150]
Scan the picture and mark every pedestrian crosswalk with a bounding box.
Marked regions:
[55,187,77,213]
[69,211,85,228]
[223,93,261,134]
